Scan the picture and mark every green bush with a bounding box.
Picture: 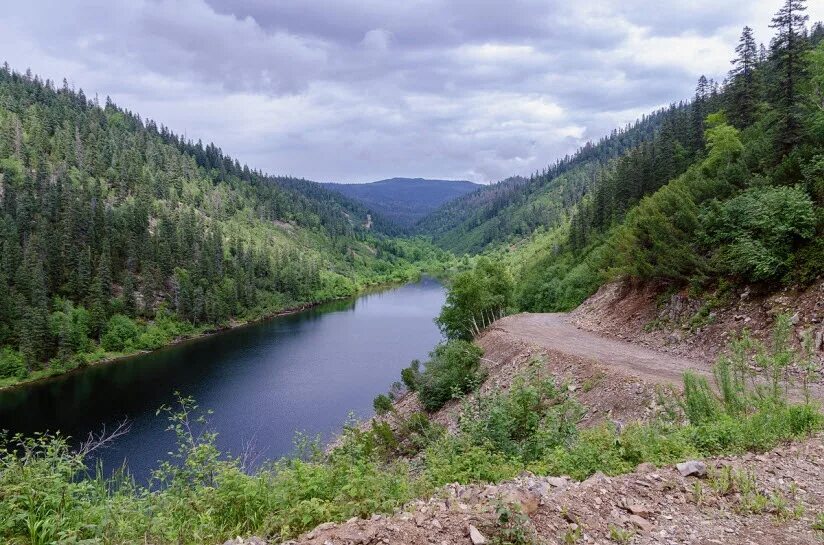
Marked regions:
[0,347,26,379]
[700,186,816,281]
[101,314,141,352]
[424,436,522,486]
[682,372,722,425]
[372,394,393,415]
[417,340,486,411]
[458,365,582,461]
[400,359,421,391]
[436,257,513,340]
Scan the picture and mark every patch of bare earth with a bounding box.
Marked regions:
[571,279,824,364]
[388,326,665,433]
[277,437,824,545]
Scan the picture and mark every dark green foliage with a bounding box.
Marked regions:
[769,0,810,154]
[400,359,421,391]
[372,394,393,415]
[417,340,486,411]
[700,186,815,280]
[728,26,761,128]
[436,257,514,340]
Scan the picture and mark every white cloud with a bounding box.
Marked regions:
[2,0,823,183]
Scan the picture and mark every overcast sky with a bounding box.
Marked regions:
[2,1,823,183]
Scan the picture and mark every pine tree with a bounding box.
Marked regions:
[728,26,760,127]
[692,75,710,150]
[88,275,108,340]
[122,271,137,315]
[769,0,810,153]
[19,260,50,366]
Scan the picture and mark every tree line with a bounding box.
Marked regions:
[0,65,442,382]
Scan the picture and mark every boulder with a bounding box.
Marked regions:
[629,514,653,532]
[468,524,487,545]
[676,460,707,477]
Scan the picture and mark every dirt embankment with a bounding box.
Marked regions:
[286,437,824,545]
[389,323,669,433]
[571,279,824,362]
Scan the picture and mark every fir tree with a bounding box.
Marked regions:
[728,26,760,127]
[769,0,809,153]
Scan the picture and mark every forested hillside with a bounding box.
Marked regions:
[0,65,448,385]
[323,177,478,229]
[513,8,824,312]
[416,103,709,254]
[421,3,824,314]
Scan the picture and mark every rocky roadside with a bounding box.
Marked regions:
[224,436,823,545]
[570,280,824,365]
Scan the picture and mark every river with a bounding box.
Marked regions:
[0,277,445,480]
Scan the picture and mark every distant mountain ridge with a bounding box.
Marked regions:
[322,177,479,230]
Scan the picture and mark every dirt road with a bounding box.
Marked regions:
[494,313,823,399]
[493,313,709,386]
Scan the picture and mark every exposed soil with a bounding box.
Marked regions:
[571,280,824,364]
[279,437,824,545]
[386,324,667,434]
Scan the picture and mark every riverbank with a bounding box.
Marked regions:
[0,270,447,393]
[0,277,448,483]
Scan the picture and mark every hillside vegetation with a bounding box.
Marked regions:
[420,10,824,319]
[2,2,824,544]
[511,14,824,313]
[0,66,449,387]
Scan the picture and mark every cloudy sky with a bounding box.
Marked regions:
[2,1,823,183]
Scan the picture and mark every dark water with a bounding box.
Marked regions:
[0,278,445,480]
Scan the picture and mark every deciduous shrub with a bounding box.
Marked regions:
[372,394,393,415]
[101,314,140,352]
[0,347,25,379]
[436,257,513,340]
[700,186,816,281]
[400,359,421,391]
[417,340,486,411]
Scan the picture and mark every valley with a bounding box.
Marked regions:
[1,1,824,544]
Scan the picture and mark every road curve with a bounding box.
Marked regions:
[494,313,714,386]
[494,313,824,400]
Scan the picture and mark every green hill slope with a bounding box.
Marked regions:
[416,104,696,254]
[509,20,824,312]
[0,66,447,385]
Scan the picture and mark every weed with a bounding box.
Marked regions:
[492,501,538,545]
[608,525,635,543]
[582,370,606,393]
[690,481,705,505]
[562,524,583,544]
[812,513,824,535]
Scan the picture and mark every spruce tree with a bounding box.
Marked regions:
[769,0,809,153]
[729,26,760,127]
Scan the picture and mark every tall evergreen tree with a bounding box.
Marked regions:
[769,0,809,153]
[729,26,760,127]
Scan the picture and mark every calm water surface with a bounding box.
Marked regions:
[0,278,445,480]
